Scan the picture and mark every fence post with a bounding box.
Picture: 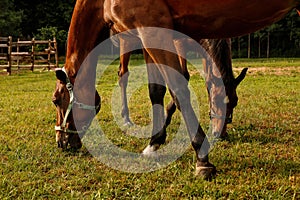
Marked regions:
[1,37,59,73]
[17,38,20,70]
[54,37,58,68]
[7,36,12,75]
[47,39,51,70]
[31,38,35,71]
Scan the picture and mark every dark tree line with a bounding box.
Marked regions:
[0,0,75,54]
[231,11,300,58]
[1,0,299,57]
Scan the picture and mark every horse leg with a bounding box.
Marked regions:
[165,39,190,127]
[118,38,133,126]
[118,52,133,126]
[142,50,167,154]
[138,29,216,180]
[168,59,216,180]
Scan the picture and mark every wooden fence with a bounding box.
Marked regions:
[0,36,58,75]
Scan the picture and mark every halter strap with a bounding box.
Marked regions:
[55,67,100,134]
[210,112,232,124]
[55,125,88,135]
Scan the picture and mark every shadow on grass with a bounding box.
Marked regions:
[59,146,93,158]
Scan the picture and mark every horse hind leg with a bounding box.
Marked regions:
[118,51,133,126]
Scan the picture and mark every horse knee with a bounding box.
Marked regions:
[172,87,191,111]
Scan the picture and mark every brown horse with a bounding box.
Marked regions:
[117,38,248,140]
[52,0,299,179]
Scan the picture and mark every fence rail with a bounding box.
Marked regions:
[0,36,58,75]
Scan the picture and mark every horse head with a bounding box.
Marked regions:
[201,38,248,139]
[207,66,248,139]
[52,68,101,150]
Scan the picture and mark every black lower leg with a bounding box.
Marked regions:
[171,86,215,174]
[165,100,176,127]
[191,126,210,163]
[148,83,167,146]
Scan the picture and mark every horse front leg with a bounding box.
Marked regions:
[165,39,190,127]
[173,77,217,180]
[142,50,167,154]
[142,42,216,180]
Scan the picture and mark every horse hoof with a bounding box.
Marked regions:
[195,163,217,181]
[142,144,159,156]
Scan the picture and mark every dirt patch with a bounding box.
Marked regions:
[234,66,300,76]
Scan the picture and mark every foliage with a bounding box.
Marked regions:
[0,0,23,37]
[13,0,75,53]
[34,26,68,54]
[231,10,300,58]
[0,59,299,199]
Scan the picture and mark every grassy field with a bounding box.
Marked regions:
[0,58,299,199]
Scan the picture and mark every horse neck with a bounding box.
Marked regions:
[64,0,108,84]
[208,39,235,85]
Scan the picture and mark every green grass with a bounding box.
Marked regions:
[232,58,300,68]
[0,58,299,199]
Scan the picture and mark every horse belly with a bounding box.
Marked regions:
[168,0,298,38]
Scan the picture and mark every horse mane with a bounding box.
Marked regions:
[206,39,235,85]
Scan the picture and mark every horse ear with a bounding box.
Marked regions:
[235,67,248,86]
[55,69,67,83]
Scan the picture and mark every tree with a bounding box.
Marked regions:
[14,0,75,54]
[247,34,251,58]
[232,9,300,58]
[0,0,23,36]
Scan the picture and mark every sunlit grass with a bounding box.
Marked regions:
[0,59,299,199]
[232,57,300,68]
